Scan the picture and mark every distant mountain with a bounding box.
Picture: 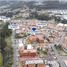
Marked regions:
[33,1,67,9]
[0,0,67,10]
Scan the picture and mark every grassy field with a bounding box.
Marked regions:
[0,21,13,67]
[5,36,12,47]
[0,53,3,67]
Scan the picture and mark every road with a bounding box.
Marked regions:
[52,45,67,67]
[51,31,67,67]
[12,30,19,67]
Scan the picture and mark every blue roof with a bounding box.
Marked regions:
[32,28,36,31]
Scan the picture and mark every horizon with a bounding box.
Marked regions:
[0,0,67,2]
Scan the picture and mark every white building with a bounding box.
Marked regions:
[0,16,10,22]
[27,44,33,50]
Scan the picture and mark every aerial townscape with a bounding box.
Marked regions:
[0,0,67,67]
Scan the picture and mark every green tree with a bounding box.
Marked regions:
[0,22,13,67]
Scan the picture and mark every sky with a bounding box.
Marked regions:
[1,0,67,2]
[16,0,67,1]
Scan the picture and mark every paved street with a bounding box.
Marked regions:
[52,45,67,67]
[12,30,19,67]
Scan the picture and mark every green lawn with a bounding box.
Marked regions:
[0,53,3,67]
[0,22,13,67]
[37,48,48,57]
[5,36,13,67]
[5,36,12,47]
